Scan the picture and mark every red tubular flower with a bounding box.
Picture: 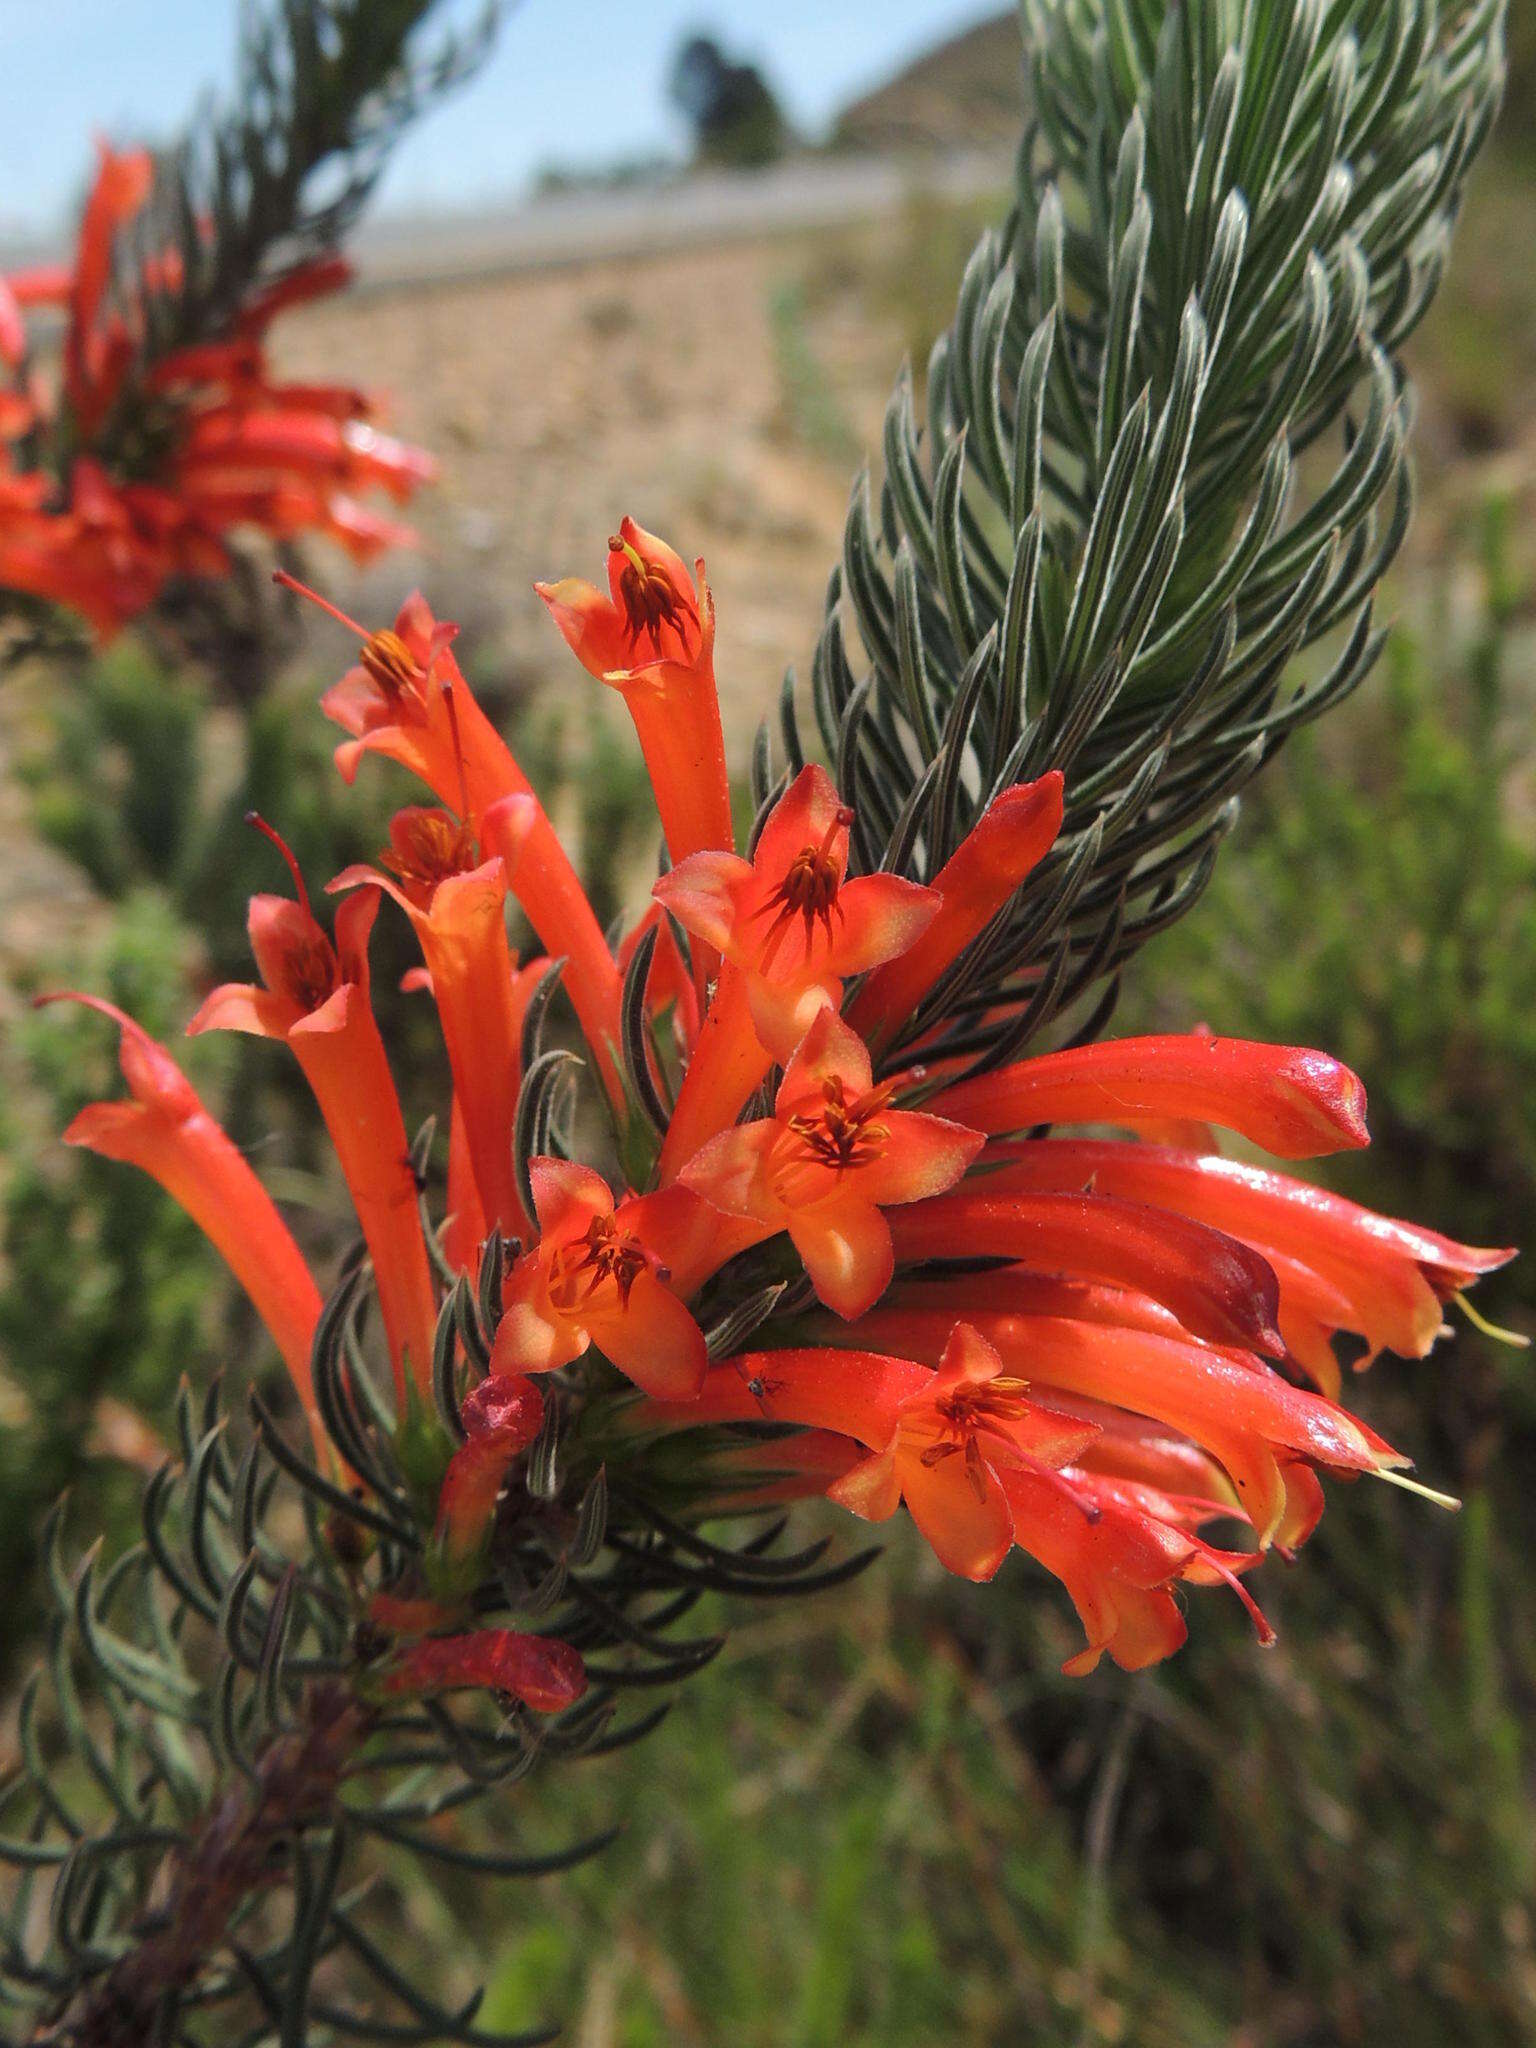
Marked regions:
[691,1428,866,1512]
[997,1464,1270,1676]
[292,577,627,1109]
[538,518,733,871]
[434,1376,546,1566]
[1061,1398,1243,1511]
[37,993,327,1461]
[490,1160,709,1399]
[235,254,354,335]
[444,1095,490,1275]
[332,802,536,1242]
[680,1008,983,1317]
[385,1628,586,1712]
[887,1187,1285,1353]
[848,1299,1409,1547]
[846,775,1063,1050]
[187,818,437,1406]
[980,1140,1513,1361]
[925,1034,1371,1159]
[0,157,432,636]
[823,1325,1101,1578]
[64,143,154,432]
[0,279,24,368]
[654,765,938,1178]
[634,1334,1277,1662]
[639,1330,1096,1581]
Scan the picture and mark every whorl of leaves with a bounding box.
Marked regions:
[0,1227,871,2047]
[775,0,1506,1077]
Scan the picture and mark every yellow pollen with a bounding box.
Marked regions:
[381,809,479,892]
[787,1076,894,1170]
[360,628,421,699]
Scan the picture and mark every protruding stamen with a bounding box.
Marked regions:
[380,809,479,892]
[787,1075,895,1171]
[1373,1466,1462,1512]
[273,567,368,639]
[549,1214,649,1313]
[1453,1289,1530,1348]
[609,530,699,654]
[273,569,422,702]
[1202,1548,1278,1647]
[247,811,313,919]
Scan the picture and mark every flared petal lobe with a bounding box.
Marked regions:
[489,1160,709,1399]
[848,775,1063,1049]
[679,1009,983,1319]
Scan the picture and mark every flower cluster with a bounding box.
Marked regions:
[0,144,432,635]
[47,519,1513,1703]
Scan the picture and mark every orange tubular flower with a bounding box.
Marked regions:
[655,765,939,1179]
[846,1299,1408,1548]
[823,1325,1101,1578]
[925,1034,1372,1159]
[187,819,438,1406]
[538,518,733,870]
[434,1376,546,1567]
[996,1464,1270,1676]
[64,143,154,434]
[846,774,1064,1051]
[633,1335,1276,1664]
[385,1628,586,1712]
[979,1140,1514,1363]
[292,578,626,1109]
[332,802,537,1241]
[887,1187,1285,1354]
[490,1160,709,1399]
[680,1008,984,1318]
[638,1330,1097,1580]
[443,1096,491,1275]
[37,993,327,1461]
[0,144,434,636]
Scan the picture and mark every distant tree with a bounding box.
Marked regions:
[669,32,787,168]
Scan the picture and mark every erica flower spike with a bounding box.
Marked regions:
[47,528,1515,1685]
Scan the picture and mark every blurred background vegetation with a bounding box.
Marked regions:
[2,10,1534,2045]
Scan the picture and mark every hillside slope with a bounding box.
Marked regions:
[832,11,1023,152]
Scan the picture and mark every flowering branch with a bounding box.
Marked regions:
[1,3,1517,2043]
[0,0,494,644]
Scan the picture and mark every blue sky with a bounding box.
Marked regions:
[0,0,999,234]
